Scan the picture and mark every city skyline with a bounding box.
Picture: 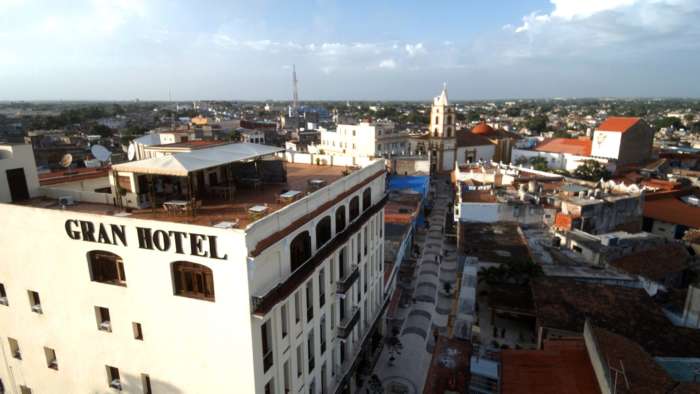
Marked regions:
[1,0,699,100]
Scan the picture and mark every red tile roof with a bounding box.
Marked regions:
[456,130,495,147]
[535,138,592,156]
[609,243,690,282]
[589,325,677,394]
[596,117,640,133]
[501,339,599,394]
[644,189,700,229]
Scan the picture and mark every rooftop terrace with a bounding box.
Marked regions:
[19,162,348,228]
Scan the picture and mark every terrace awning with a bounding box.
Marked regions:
[112,143,284,177]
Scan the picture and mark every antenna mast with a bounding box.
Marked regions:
[292,64,299,113]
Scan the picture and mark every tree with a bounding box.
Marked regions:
[91,124,113,138]
[655,116,683,130]
[478,259,543,286]
[573,160,611,181]
[528,157,549,172]
[526,115,548,134]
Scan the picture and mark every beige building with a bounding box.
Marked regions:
[0,143,387,394]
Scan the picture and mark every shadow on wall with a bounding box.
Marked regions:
[90,373,185,394]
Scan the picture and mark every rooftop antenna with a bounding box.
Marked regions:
[608,358,630,394]
[292,64,299,113]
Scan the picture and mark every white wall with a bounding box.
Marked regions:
[0,204,256,394]
[591,130,622,159]
[456,145,495,166]
[0,144,41,203]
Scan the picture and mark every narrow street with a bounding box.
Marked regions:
[367,178,458,393]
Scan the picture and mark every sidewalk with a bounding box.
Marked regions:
[364,178,457,393]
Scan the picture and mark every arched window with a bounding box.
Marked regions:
[349,196,360,222]
[316,216,332,248]
[447,115,452,124]
[447,127,452,138]
[290,231,312,272]
[335,206,346,233]
[87,251,126,286]
[434,128,438,137]
[435,116,439,124]
[362,188,372,211]
[172,261,215,301]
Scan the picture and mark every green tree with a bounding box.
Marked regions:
[573,160,611,181]
[91,124,113,138]
[528,157,549,171]
[526,115,548,134]
[655,116,683,130]
[478,259,543,286]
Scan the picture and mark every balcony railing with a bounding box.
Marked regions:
[337,307,360,339]
[336,266,360,294]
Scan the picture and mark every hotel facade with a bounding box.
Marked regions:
[0,143,388,394]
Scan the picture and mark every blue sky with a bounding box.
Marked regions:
[1,0,699,100]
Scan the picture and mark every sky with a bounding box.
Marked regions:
[1,0,699,101]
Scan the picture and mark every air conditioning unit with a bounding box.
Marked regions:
[58,196,75,206]
[49,359,58,369]
[0,296,7,305]
[13,350,21,359]
[100,321,112,331]
[31,304,42,313]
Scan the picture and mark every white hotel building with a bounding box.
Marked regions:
[0,142,387,394]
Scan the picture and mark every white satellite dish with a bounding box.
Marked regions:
[127,144,136,161]
[91,144,111,162]
[59,153,73,168]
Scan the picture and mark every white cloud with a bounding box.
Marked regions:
[404,43,426,57]
[378,59,397,69]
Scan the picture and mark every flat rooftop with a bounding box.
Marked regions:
[18,162,347,228]
[458,222,531,265]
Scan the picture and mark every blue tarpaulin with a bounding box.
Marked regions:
[387,175,430,226]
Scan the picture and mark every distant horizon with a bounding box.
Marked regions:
[2,96,700,104]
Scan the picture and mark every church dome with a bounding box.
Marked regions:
[472,122,494,135]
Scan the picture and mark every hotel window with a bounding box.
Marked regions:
[316,216,332,248]
[106,365,122,390]
[133,322,144,340]
[281,303,289,338]
[362,188,372,211]
[296,345,303,378]
[318,269,326,307]
[330,303,335,330]
[8,337,21,359]
[264,379,274,394]
[306,281,314,322]
[338,247,347,279]
[0,283,7,305]
[44,347,58,370]
[294,292,301,324]
[307,330,315,372]
[364,227,368,256]
[261,320,274,372]
[335,206,346,233]
[28,290,42,314]
[172,261,215,301]
[330,256,335,284]
[283,361,291,393]
[87,251,126,286]
[95,306,112,332]
[363,267,368,294]
[290,231,312,272]
[319,315,327,354]
[20,386,31,394]
[349,196,360,221]
[142,374,152,394]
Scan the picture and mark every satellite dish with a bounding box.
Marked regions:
[59,153,73,168]
[91,144,111,162]
[127,144,136,161]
